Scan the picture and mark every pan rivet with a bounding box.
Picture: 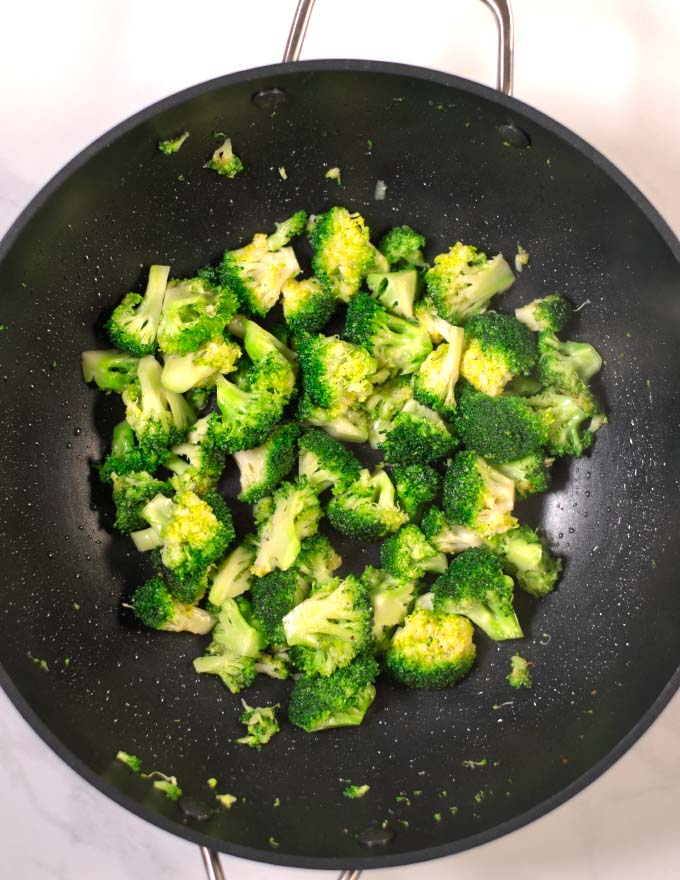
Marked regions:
[252,88,288,110]
[178,797,212,822]
[497,122,532,148]
[356,826,395,847]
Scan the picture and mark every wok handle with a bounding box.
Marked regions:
[200,846,226,880]
[283,0,514,96]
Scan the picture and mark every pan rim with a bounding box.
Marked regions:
[1,57,679,870]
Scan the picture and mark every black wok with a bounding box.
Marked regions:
[1,0,680,872]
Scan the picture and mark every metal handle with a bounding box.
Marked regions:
[200,846,226,880]
[283,0,514,96]
[337,872,362,880]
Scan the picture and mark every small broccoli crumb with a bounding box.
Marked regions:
[462,759,487,769]
[216,793,237,809]
[269,836,280,848]
[116,751,142,773]
[141,770,182,800]
[273,797,280,807]
[492,701,514,710]
[50,360,57,368]
[325,167,342,186]
[0,324,6,331]
[367,139,374,150]
[64,658,71,667]
[158,131,189,155]
[206,138,243,178]
[207,777,217,789]
[278,166,288,180]
[434,812,442,822]
[344,784,370,799]
[236,701,280,749]
[73,603,80,610]
[514,244,529,273]
[450,806,459,815]
[474,790,485,804]
[395,795,411,806]
[539,632,551,645]
[374,180,387,200]
[399,819,410,828]
[508,654,533,688]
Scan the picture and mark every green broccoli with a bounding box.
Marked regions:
[495,453,553,499]
[281,276,337,335]
[283,575,373,676]
[443,451,517,538]
[185,385,213,413]
[236,701,280,749]
[460,312,538,396]
[360,566,417,648]
[266,210,308,251]
[433,547,523,640]
[242,317,297,368]
[160,335,241,394]
[327,468,407,540]
[251,569,309,645]
[367,243,390,273]
[208,536,258,606]
[209,596,267,657]
[81,349,139,394]
[309,206,374,302]
[193,648,256,693]
[507,653,532,688]
[122,355,196,450]
[295,535,342,587]
[116,751,142,772]
[255,649,292,680]
[288,653,379,732]
[156,274,238,356]
[131,576,215,634]
[391,463,441,521]
[220,231,301,318]
[385,607,476,688]
[98,420,167,484]
[378,225,427,268]
[504,374,545,397]
[206,137,243,178]
[297,333,377,417]
[486,525,562,597]
[421,506,483,554]
[343,784,370,799]
[414,296,459,345]
[298,428,361,492]
[365,268,419,319]
[515,294,570,333]
[345,292,433,377]
[413,326,465,415]
[364,378,414,448]
[298,397,370,444]
[111,471,172,533]
[525,388,606,457]
[158,131,189,155]
[381,525,447,580]
[164,415,226,496]
[251,479,322,577]
[233,422,299,503]
[381,399,456,465]
[106,264,170,356]
[536,332,603,394]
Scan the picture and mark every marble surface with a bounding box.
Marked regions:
[1,1,680,877]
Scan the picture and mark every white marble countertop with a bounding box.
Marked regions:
[1,1,679,877]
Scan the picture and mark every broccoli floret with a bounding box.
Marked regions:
[220,232,301,318]
[298,397,370,443]
[251,569,309,645]
[193,649,256,693]
[298,428,361,492]
[507,653,532,688]
[251,479,322,577]
[309,206,374,302]
[122,355,195,450]
[295,535,342,587]
[360,566,417,648]
[515,295,570,333]
[443,451,517,539]
[234,422,299,503]
[106,265,170,356]
[281,276,337,335]
[421,506,483,554]
[381,525,447,580]
[209,596,267,657]
[525,388,606,457]
[131,576,215,634]
[158,131,189,155]
[98,420,167,484]
[367,243,390,273]
[364,378,414,448]
[185,385,213,413]
[495,453,553,499]
[255,648,292,680]
[116,751,142,772]
[345,292,432,376]
[365,269,419,319]
[425,242,515,324]
[242,317,297,368]
[111,471,172,533]
[160,335,241,394]
[453,386,547,464]
[156,275,237,356]
[486,525,562,597]
[344,784,370,799]
[385,607,476,688]
[297,333,377,417]
[433,547,523,640]
[267,210,308,251]
[391,463,441,521]
[164,415,226,496]
[283,575,373,676]
[206,137,243,178]
[536,332,603,394]
[288,654,379,732]
[460,312,538,396]
[236,701,280,749]
[381,399,456,465]
[414,296,459,345]
[208,536,258,606]
[81,349,139,394]
[413,326,465,415]
[378,225,427,268]
[327,469,407,541]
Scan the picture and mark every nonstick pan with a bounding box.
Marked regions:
[1,0,680,875]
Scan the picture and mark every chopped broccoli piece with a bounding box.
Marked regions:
[360,565,417,647]
[251,479,322,577]
[443,451,517,538]
[288,654,379,731]
[209,596,266,657]
[344,784,370,798]
[295,535,342,587]
[365,269,419,319]
[206,137,243,178]
[297,333,377,417]
[486,525,562,597]
[281,276,337,335]
[364,378,414,449]
[116,751,142,772]
[536,332,603,394]
[165,415,226,496]
[421,506,483,554]
[525,388,606,457]
[310,206,374,302]
[460,312,538,396]
[433,547,523,640]
[298,428,361,492]
[251,568,309,645]
[106,265,170,356]
[98,420,167,484]
[391,463,441,521]
[111,471,172,533]
[507,654,532,688]
[325,167,342,185]
[193,648,256,693]
[81,349,139,394]
[381,524,447,580]
[255,649,292,680]
[216,793,237,809]
[236,701,280,749]
[158,131,189,155]
[515,294,570,333]
[413,326,465,415]
[299,397,370,444]
[385,607,476,688]
[160,335,241,393]
[208,537,258,606]
[145,773,183,801]
[131,576,215,633]
[495,453,553,499]
[156,275,238,356]
[234,422,299,503]
[122,355,196,450]
[414,296,459,345]
[378,225,427,269]
[381,399,456,465]
[267,210,308,251]
[327,468,407,541]
[220,232,301,318]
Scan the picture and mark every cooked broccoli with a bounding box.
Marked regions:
[295,535,342,587]
[343,784,370,799]
[381,525,447,580]
[193,648,256,693]
[460,312,538,396]
[220,232,301,318]
[209,596,267,657]
[433,547,523,640]
[365,269,419,319]
[327,468,407,540]
[360,566,417,647]
[251,569,309,645]
[255,649,292,680]
[504,374,545,397]
[453,386,547,464]
[156,275,238,356]
[367,243,390,273]
[507,654,532,688]
[158,131,189,155]
[283,575,373,676]
[443,451,517,538]
[421,506,483,554]
[146,773,183,801]
[426,243,515,324]
[164,415,226,496]
[236,701,280,749]
[131,576,215,634]
[242,316,297,368]
[206,137,243,178]
[208,536,258,606]
[325,166,342,185]
[297,333,377,417]
[309,206,374,302]
[515,294,570,333]
[298,397,370,443]
[495,453,553,499]
[414,296,459,345]
[122,355,195,450]
[345,292,432,377]
[378,225,427,268]
[281,276,337,335]
[116,751,142,772]
[486,525,562,597]
[81,349,139,394]
[160,335,241,394]
[98,420,167,484]
[413,326,465,415]
[106,264,170,356]
[381,399,456,465]
[391,463,441,521]
[185,385,213,413]
[298,428,361,492]
[364,377,414,448]
[251,479,322,576]
[385,607,476,688]
[536,332,603,394]
[234,422,299,503]
[266,210,308,251]
[111,471,171,533]
[288,653,379,732]
[525,388,606,457]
